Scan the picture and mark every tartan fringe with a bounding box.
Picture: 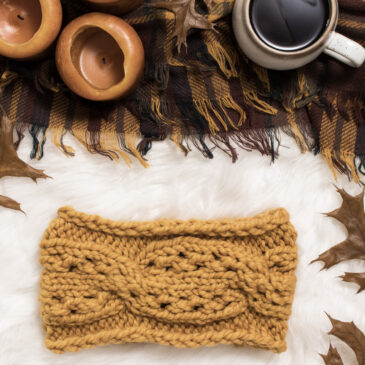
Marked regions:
[1,77,362,184]
[207,127,279,163]
[193,96,246,133]
[242,89,278,115]
[209,49,278,116]
[322,149,360,184]
[18,115,365,184]
[283,111,316,153]
[3,84,361,184]
[50,126,75,157]
[205,41,239,78]
[46,124,149,168]
[29,125,48,160]
[1,67,363,183]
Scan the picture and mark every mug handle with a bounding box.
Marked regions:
[324,32,365,68]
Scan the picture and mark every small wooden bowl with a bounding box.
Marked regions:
[82,0,144,15]
[0,0,62,60]
[55,13,145,102]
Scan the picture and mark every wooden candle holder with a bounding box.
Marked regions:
[0,0,62,60]
[55,13,145,101]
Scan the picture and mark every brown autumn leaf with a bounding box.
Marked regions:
[311,188,365,293]
[341,272,365,294]
[0,195,24,213]
[151,0,216,52]
[320,344,344,365]
[320,315,365,365]
[0,112,49,181]
[0,107,50,212]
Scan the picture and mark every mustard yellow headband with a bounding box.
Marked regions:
[39,207,298,354]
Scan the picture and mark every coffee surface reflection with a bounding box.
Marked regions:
[250,0,329,51]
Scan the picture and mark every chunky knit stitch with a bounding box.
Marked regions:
[39,207,298,354]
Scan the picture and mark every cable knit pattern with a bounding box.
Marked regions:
[39,207,298,354]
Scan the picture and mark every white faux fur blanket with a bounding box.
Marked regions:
[0,134,364,365]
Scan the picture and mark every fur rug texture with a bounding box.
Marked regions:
[0,133,364,365]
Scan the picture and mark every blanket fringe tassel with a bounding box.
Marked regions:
[11,115,365,184]
[322,149,360,184]
[9,95,364,184]
[1,70,363,183]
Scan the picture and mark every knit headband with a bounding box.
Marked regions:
[39,207,298,354]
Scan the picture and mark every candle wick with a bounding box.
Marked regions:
[17,14,25,21]
[102,57,106,65]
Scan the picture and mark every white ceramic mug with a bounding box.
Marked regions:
[233,0,365,70]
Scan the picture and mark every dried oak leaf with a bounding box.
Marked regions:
[320,344,343,365]
[151,0,216,52]
[0,195,24,213]
[0,112,49,181]
[320,315,365,365]
[311,188,365,292]
[0,109,49,212]
[341,272,365,294]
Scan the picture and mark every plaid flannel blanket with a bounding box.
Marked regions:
[0,0,364,180]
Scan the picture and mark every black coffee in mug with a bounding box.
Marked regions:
[250,0,329,51]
